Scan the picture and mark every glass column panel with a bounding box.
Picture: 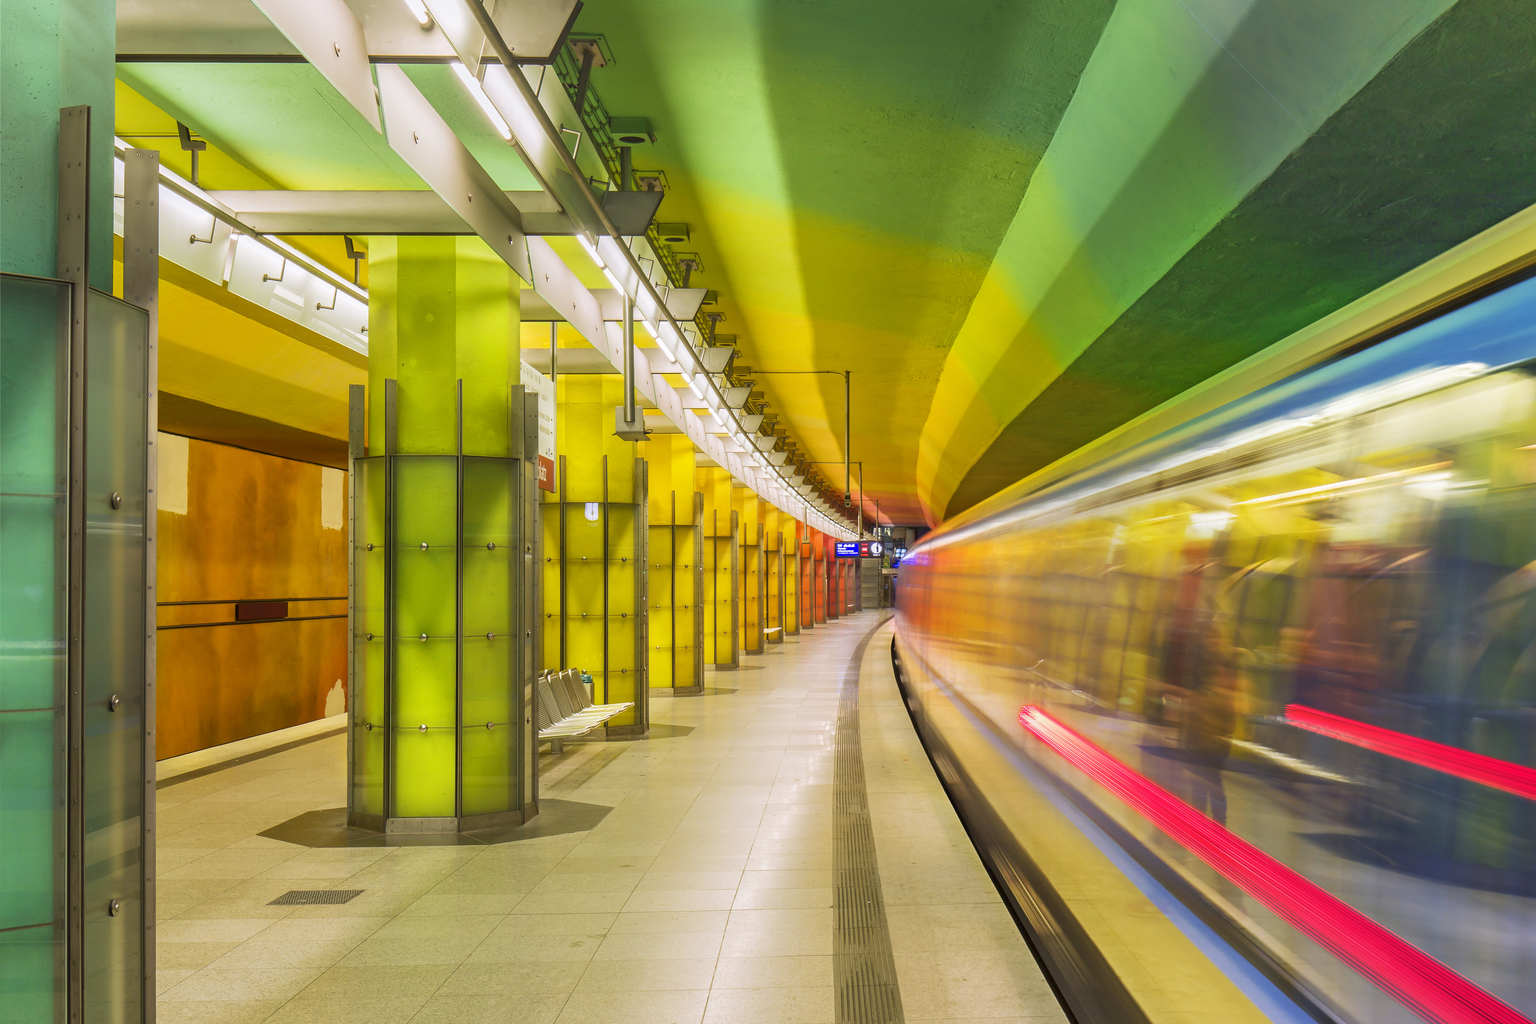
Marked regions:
[461,457,516,816]
[82,289,149,1023]
[351,456,386,817]
[607,505,638,718]
[390,456,457,819]
[565,501,604,695]
[0,275,69,1023]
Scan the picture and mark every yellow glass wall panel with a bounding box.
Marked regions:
[546,375,647,731]
[351,235,532,830]
[699,468,737,668]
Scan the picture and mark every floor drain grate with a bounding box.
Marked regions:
[268,889,363,906]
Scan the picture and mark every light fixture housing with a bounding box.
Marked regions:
[450,62,512,141]
[403,0,432,27]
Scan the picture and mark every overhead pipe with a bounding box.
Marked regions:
[464,0,848,534]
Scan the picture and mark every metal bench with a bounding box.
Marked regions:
[537,669,633,752]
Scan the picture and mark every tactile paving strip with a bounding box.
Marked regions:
[267,889,363,906]
[834,619,905,1024]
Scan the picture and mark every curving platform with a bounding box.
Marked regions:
[150,612,1064,1023]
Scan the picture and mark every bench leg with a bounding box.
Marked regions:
[552,739,564,755]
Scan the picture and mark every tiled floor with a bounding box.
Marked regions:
[154,612,1066,1023]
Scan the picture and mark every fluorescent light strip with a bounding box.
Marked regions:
[451,61,512,140]
[402,0,432,27]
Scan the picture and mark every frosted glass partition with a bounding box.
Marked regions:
[82,289,149,1022]
[0,278,150,1022]
[0,275,70,1022]
[349,451,529,831]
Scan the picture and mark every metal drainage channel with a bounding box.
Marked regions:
[834,616,904,1024]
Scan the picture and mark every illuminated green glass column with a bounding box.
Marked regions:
[350,236,538,833]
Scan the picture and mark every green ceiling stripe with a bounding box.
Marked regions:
[946,0,1536,517]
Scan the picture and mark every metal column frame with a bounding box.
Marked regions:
[454,381,465,820]
[558,454,568,668]
[601,454,610,704]
[381,379,398,816]
[730,510,740,666]
[694,492,705,689]
[517,385,539,817]
[346,384,364,819]
[634,457,649,731]
[58,105,90,1024]
[122,146,161,1024]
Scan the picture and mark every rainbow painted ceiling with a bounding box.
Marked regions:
[116,0,1536,524]
[578,0,1536,523]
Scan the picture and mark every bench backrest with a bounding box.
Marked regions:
[535,677,560,729]
[547,671,577,719]
[560,670,593,712]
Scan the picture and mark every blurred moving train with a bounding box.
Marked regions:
[895,268,1536,1024]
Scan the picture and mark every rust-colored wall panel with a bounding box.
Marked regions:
[157,435,349,758]
[157,619,347,757]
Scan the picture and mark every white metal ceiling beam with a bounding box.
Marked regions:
[206,189,563,235]
[117,0,580,64]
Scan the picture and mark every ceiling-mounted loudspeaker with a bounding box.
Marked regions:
[656,222,690,244]
[608,116,655,146]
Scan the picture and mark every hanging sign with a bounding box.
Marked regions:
[520,360,557,491]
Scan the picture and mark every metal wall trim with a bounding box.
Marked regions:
[57,104,90,1024]
[382,378,397,817]
[346,383,363,828]
[123,144,161,1024]
[454,380,465,820]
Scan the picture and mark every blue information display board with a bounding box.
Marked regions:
[835,541,860,557]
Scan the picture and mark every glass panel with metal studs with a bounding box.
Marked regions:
[348,384,536,832]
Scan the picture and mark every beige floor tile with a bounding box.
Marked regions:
[155,968,197,992]
[484,912,615,937]
[337,932,488,967]
[591,930,724,961]
[710,955,833,990]
[156,998,284,1023]
[511,891,632,915]
[647,853,750,873]
[892,950,1066,1021]
[436,961,586,996]
[885,903,1026,955]
[702,985,834,1024]
[157,917,279,944]
[570,957,718,992]
[374,914,503,941]
[156,941,240,970]
[256,916,392,943]
[160,967,324,1002]
[204,937,364,971]
[464,930,606,964]
[527,871,643,895]
[621,889,737,913]
[410,993,567,1024]
[736,869,833,890]
[729,887,834,911]
[608,910,729,934]
[719,908,834,958]
[263,995,426,1023]
[555,987,708,1024]
[294,964,455,1000]
[635,869,742,892]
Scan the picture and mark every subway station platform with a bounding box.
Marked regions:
[151,613,1063,1024]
